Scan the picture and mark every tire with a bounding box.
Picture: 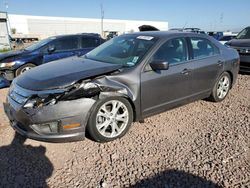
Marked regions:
[208,72,231,102]
[16,63,36,77]
[87,97,133,142]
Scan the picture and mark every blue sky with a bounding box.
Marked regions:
[1,0,249,31]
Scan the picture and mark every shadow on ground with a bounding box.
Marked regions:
[0,133,53,188]
[131,169,222,188]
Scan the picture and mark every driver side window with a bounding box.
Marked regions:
[41,37,78,53]
[52,37,78,51]
[153,38,188,65]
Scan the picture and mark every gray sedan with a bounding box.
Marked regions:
[4,31,239,143]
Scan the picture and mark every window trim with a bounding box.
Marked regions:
[80,36,100,49]
[152,37,189,64]
[40,36,80,54]
[143,37,191,72]
[187,37,221,60]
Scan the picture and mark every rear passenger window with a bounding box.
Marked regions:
[190,38,220,59]
[53,37,78,51]
[153,38,188,65]
[81,38,99,48]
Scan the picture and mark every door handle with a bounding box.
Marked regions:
[217,61,223,66]
[181,68,192,75]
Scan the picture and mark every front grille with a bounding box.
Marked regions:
[240,62,250,67]
[239,52,250,56]
[9,83,31,105]
[231,46,250,55]
[9,90,28,104]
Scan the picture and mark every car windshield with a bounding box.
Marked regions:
[25,37,55,51]
[236,27,250,39]
[84,35,158,67]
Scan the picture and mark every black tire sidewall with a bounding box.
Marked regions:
[212,72,231,102]
[87,97,133,142]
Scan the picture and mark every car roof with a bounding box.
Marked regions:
[125,31,208,39]
[49,33,101,39]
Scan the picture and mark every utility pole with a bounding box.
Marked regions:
[220,13,224,31]
[4,1,8,9]
[220,13,224,24]
[100,3,104,37]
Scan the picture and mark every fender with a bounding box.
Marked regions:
[94,75,140,121]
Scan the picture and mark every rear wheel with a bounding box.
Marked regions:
[87,97,133,142]
[209,72,231,102]
[16,63,36,77]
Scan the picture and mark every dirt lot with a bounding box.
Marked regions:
[0,75,249,188]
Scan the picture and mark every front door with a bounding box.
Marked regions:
[140,37,194,117]
[42,36,79,63]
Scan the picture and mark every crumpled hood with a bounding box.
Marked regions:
[228,39,250,47]
[16,56,123,91]
[0,50,29,62]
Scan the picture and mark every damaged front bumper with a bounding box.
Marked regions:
[4,95,96,142]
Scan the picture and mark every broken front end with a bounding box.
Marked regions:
[4,78,130,142]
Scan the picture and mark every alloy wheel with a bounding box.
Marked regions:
[96,100,129,138]
[217,75,230,99]
[20,67,32,74]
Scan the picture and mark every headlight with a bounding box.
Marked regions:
[0,61,16,68]
[23,99,37,108]
[24,96,57,108]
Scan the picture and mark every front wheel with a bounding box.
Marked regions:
[87,97,133,142]
[16,63,36,77]
[209,72,231,102]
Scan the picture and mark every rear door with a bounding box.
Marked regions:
[42,36,79,63]
[187,37,223,94]
[141,37,194,117]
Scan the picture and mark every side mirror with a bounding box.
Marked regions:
[150,60,169,70]
[47,46,56,53]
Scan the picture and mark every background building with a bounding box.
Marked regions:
[0,12,10,50]
[8,14,168,39]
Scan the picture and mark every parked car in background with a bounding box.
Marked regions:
[106,32,118,40]
[183,28,206,34]
[4,32,239,143]
[0,75,10,88]
[0,33,104,80]
[225,26,250,73]
[170,28,206,34]
[219,35,236,45]
[208,31,224,40]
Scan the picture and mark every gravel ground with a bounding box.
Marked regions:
[0,74,249,188]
